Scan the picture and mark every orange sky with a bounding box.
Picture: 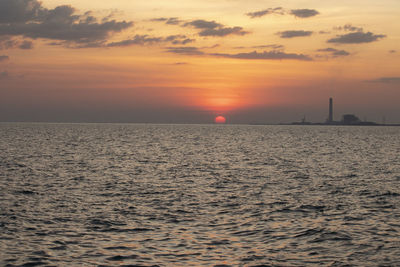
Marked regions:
[0,0,399,123]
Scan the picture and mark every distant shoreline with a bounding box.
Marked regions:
[287,122,400,127]
[1,121,400,126]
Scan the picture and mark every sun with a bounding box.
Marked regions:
[214,115,226,124]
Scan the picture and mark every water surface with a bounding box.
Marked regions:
[1,123,399,266]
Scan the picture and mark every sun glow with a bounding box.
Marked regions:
[199,95,240,112]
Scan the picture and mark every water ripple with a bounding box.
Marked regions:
[1,123,399,266]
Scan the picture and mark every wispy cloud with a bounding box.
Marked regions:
[164,35,195,45]
[234,44,284,50]
[184,20,222,29]
[367,77,400,84]
[151,17,182,25]
[199,27,248,37]
[0,70,8,78]
[0,36,17,50]
[277,30,313,38]
[0,55,9,62]
[165,46,204,55]
[211,50,312,61]
[107,35,162,47]
[107,35,194,47]
[172,62,189,65]
[165,46,312,61]
[252,44,284,49]
[334,24,363,32]
[18,40,33,49]
[246,8,284,18]
[0,36,33,50]
[328,31,386,44]
[246,8,319,19]
[290,9,319,18]
[317,47,350,57]
[184,19,249,37]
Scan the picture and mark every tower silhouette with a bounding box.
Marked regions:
[328,97,333,123]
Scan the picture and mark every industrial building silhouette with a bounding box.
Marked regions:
[293,97,378,125]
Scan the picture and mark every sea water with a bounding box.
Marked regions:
[0,123,399,266]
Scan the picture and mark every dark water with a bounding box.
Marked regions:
[1,123,399,266]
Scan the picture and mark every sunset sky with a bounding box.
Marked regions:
[1,0,399,123]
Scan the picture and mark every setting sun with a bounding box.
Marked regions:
[214,116,226,124]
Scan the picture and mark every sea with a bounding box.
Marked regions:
[1,123,399,266]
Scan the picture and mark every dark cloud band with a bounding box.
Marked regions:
[290,9,319,18]
[107,35,194,47]
[317,48,350,57]
[184,19,249,37]
[367,77,400,84]
[211,51,312,61]
[0,0,133,48]
[165,47,204,55]
[246,8,284,18]
[246,7,319,19]
[278,30,313,38]
[166,47,312,61]
[0,55,10,61]
[328,31,385,44]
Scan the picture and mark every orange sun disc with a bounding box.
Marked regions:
[214,116,226,124]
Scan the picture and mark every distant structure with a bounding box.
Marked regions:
[342,114,361,125]
[301,115,306,123]
[291,97,382,126]
[328,97,333,123]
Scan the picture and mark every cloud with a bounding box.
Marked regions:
[165,46,204,55]
[246,8,318,19]
[290,9,319,18]
[317,47,350,57]
[172,62,188,65]
[165,35,195,45]
[0,0,45,23]
[201,44,220,49]
[0,70,8,78]
[246,8,284,18]
[234,44,284,50]
[319,31,330,34]
[367,77,400,84]
[151,17,181,25]
[107,35,162,47]
[277,30,313,38]
[0,36,33,49]
[165,46,312,61]
[107,34,194,47]
[184,19,249,37]
[211,50,312,61]
[184,20,222,29]
[199,27,248,37]
[0,55,9,61]
[252,44,284,49]
[328,31,386,44]
[19,40,33,49]
[0,0,133,47]
[0,36,17,49]
[334,24,363,32]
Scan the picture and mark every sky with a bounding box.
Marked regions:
[0,0,399,124]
